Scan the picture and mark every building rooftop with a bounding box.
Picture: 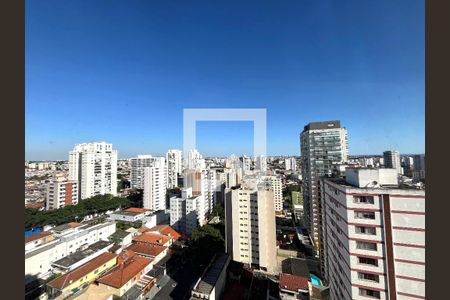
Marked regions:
[279,273,309,292]
[133,232,170,245]
[281,258,310,278]
[303,120,341,132]
[25,231,53,244]
[47,252,117,290]
[97,251,152,289]
[109,229,131,240]
[125,207,150,214]
[193,253,230,296]
[52,240,113,269]
[125,242,166,257]
[52,222,81,233]
[148,225,182,240]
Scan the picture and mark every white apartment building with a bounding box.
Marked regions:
[260,175,283,212]
[321,168,425,300]
[285,157,297,171]
[255,155,267,173]
[225,176,277,274]
[219,168,238,189]
[143,157,167,211]
[25,221,116,282]
[300,121,348,254]
[68,142,118,200]
[130,155,155,189]
[241,156,252,173]
[186,149,206,170]
[166,149,183,188]
[170,188,202,236]
[46,178,78,210]
[383,150,402,175]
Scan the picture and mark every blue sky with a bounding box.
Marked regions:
[26,0,424,160]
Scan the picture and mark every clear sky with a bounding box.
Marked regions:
[26,0,424,160]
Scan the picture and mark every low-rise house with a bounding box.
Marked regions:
[132,232,171,247]
[46,252,117,299]
[51,240,113,273]
[108,229,133,247]
[25,231,55,251]
[125,242,168,264]
[279,273,310,300]
[96,250,154,297]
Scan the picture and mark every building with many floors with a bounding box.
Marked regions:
[383,150,402,175]
[166,149,183,188]
[46,178,78,210]
[142,157,167,211]
[68,142,118,200]
[170,188,202,236]
[225,175,277,274]
[130,155,156,189]
[320,168,425,300]
[300,120,348,255]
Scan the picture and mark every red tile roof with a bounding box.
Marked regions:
[133,232,170,246]
[125,207,150,213]
[67,222,81,228]
[97,252,152,289]
[279,273,309,292]
[148,225,182,241]
[125,242,166,257]
[25,231,53,244]
[47,252,117,290]
[138,227,151,233]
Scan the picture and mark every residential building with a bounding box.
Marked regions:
[255,155,267,173]
[279,273,310,300]
[68,142,118,200]
[285,157,297,171]
[321,168,425,300]
[300,120,348,255]
[383,150,402,175]
[186,149,206,170]
[413,154,425,181]
[96,250,154,297]
[143,157,167,211]
[225,175,277,274]
[166,149,183,188]
[46,178,78,210]
[260,175,283,213]
[130,155,155,189]
[241,155,252,173]
[46,252,117,299]
[190,253,231,300]
[25,221,116,282]
[170,187,202,236]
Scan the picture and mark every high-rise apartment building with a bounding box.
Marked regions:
[412,154,425,181]
[68,142,118,200]
[225,175,277,274]
[170,188,201,236]
[186,149,206,170]
[320,168,425,300]
[260,175,283,212]
[184,169,217,225]
[383,150,402,175]
[285,157,297,171]
[300,121,348,253]
[241,156,252,173]
[46,178,78,210]
[130,155,155,189]
[255,155,267,173]
[143,157,167,211]
[166,149,183,188]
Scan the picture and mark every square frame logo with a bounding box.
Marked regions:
[183,108,267,160]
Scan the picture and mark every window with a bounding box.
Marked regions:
[358,272,379,282]
[358,257,378,266]
[354,196,375,204]
[359,288,380,299]
[355,226,376,235]
[354,211,375,220]
[356,241,377,251]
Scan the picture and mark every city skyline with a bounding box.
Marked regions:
[26,0,424,160]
